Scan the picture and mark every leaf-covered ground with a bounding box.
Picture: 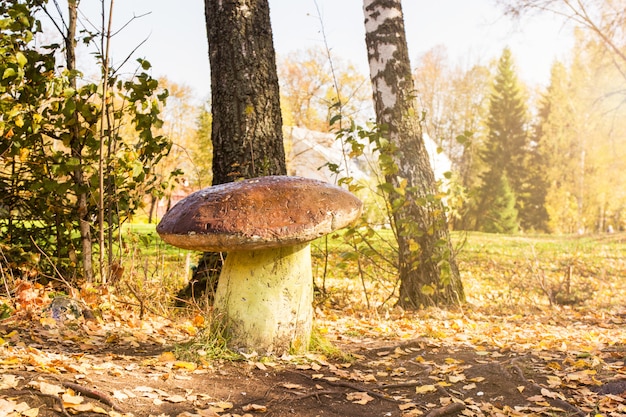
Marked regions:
[1,232,626,417]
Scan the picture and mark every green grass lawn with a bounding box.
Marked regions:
[121,223,626,314]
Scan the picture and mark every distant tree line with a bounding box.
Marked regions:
[277,2,626,235]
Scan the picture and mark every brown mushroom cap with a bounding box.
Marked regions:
[156,176,363,252]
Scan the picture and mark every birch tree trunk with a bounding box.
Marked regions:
[205,0,286,185]
[363,0,464,308]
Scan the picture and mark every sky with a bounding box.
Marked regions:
[74,0,575,103]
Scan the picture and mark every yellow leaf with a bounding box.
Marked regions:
[541,388,559,399]
[39,382,64,396]
[573,359,589,369]
[39,317,57,328]
[399,402,417,410]
[362,374,377,382]
[158,351,177,362]
[242,403,268,412]
[195,409,221,417]
[346,392,374,404]
[527,394,546,402]
[0,374,19,390]
[192,315,205,327]
[91,405,108,414]
[70,403,94,412]
[22,407,39,417]
[14,402,31,413]
[62,392,84,405]
[449,374,466,383]
[165,395,186,403]
[281,383,304,390]
[209,401,233,412]
[546,375,562,388]
[174,361,197,371]
[415,384,437,394]
[421,284,435,296]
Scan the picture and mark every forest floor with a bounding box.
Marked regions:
[2,232,626,417]
[1,290,626,417]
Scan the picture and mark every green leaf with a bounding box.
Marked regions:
[139,58,151,70]
[63,87,76,98]
[15,51,27,68]
[329,114,342,126]
[2,68,16,79]
[421,285,435,296]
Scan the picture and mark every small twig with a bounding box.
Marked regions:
[507,361,586,417]
[289,389,346,401]
[29,237,74,293]
[286,370,396,402]
[321,379,396,402]
[377,380,422,389]
[125,281,146,318]
[113,298,172,320]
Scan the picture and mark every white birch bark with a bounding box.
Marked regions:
[362,0,464,308]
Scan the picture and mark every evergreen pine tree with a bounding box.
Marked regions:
[536,61,584,233]
[483,174,519,233]
[476,47,529,233]
[520,142,549,232]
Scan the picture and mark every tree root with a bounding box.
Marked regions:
[378,380,422,389]
[4,389,71,417]
[286,370,396,403]
[323,378,397,402]
[424,402,466,417]
[62,381,126,413]
[290,389,348,401]
[508,361,586,417]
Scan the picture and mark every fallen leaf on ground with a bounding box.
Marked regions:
[38,381,64,396]
[399,402,417,410]
[346,391,375,404]
[281,383,304,389]
[0,374,19,389]
[242,403,267,412]
[166,394,187,403]
[415,384,437,394]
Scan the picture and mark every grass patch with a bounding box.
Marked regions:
[308,230,626,312]
[308,326,356,363]
[174,313,242,363]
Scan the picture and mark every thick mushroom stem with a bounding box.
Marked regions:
[213,242,313,355]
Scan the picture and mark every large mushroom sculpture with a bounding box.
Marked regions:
[157,176,362,355]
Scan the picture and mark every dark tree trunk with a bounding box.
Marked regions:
[363,0,464,308]
[194,0,287,307]
[205,0,286,185]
